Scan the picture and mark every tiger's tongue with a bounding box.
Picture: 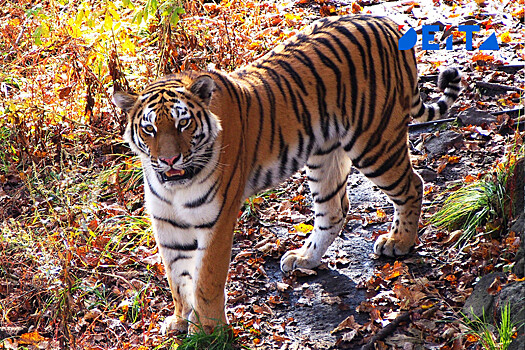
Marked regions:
[166,169,185,177]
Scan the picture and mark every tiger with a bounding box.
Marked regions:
[113,15,461,333]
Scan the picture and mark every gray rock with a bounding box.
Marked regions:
[457,108,498,126]
[462,272,506,323]
[424,130,464,157]
[511,215,525,278]
[509,335,524,350]
[418,168,438,182]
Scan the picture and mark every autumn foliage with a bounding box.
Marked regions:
[0,0,524,349]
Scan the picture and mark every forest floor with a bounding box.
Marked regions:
[0,0,524,349]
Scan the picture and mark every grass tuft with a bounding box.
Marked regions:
[177,319,249,350]
[460,303,520,350]
[430,150,522,248]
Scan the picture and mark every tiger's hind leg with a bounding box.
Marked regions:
[280,146,351,273]
[349,135,423,257]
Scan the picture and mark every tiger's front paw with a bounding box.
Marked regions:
[280,248,320,273]
[161,315,188,335]
[373,232,415,257]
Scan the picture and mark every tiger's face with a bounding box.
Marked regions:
[113,75,221,187]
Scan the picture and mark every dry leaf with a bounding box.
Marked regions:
[19,331,46,345]
[487,277,502,295]
[292,268,317,277]
[331,315,360,333]
[442,230,463,245]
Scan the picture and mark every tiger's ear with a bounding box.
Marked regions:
[113,91,138,113]
[188,75,215,105]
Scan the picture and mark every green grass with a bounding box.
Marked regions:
[0,125,16,174]
[461,303,520,350]
[430,151,521,248]
[177,321,249,350]
[430,179,504,247]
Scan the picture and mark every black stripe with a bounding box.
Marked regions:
[307,176,319,182]
[360,144,406,179]
[376,161,411,192]
[180,271,192,279]
[274,58,308,94]
[343,92,367,152]
[314,36,342,62]
[153,215,191,229]
[314,141,341,156]
[297,131,304,158]
[262,66,289,105]
[263,169,273,188]
[195,220,216,229]
[256,72,277,151]
[184,180,219,208]
[249,86,265,168]
[278,129,289,178]
[437,100,448,115]
[414,103,425,118]
[315,179,347,204]
[291,158,299,173]
[145,174,171,205]
[427,106,435,120]
[159,239,198,251]
[170,255,192,265]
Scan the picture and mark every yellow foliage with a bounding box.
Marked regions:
[500,31,512,43]
[293,223,314,234]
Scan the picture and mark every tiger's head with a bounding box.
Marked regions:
[113,74,222,187]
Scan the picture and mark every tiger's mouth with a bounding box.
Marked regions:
[158,164,205,183]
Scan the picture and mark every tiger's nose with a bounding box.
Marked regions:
[159,154,182,166]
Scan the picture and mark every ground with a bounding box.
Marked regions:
[0,0,524,349]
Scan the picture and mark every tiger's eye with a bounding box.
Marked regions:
[143,125,155,133]
[179,119,190,128]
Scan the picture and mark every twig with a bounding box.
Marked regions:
[223,12,236,71]
[75,267,137,291]
[408,117,457,130]
[475,81,524,93]
[492,107,524,117]
[360,306,439,350]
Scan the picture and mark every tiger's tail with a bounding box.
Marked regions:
[411,67,462,122]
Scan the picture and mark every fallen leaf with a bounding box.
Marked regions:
[442,230,463,245]
[332,315,360,333]
[292,268,317,277]
[19,331,46,345]
[472,53,494,62]
[293,223,314,234]
[253,303,274,315]
[500,32,512,43]
[487,276,502,295]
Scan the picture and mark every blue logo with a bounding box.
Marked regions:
[398,25,500,51]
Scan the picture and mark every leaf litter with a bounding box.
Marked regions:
[0,0,524,349]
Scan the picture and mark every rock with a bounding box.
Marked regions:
[458,108,499,126]
[511,214,525,278]
[418,168,438,182]
[509,336,524,350]
[462,272,506,323]
[424,130,464,157]
[512,158,524,219]
[496,282,525,350]
[463,275,525,350]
